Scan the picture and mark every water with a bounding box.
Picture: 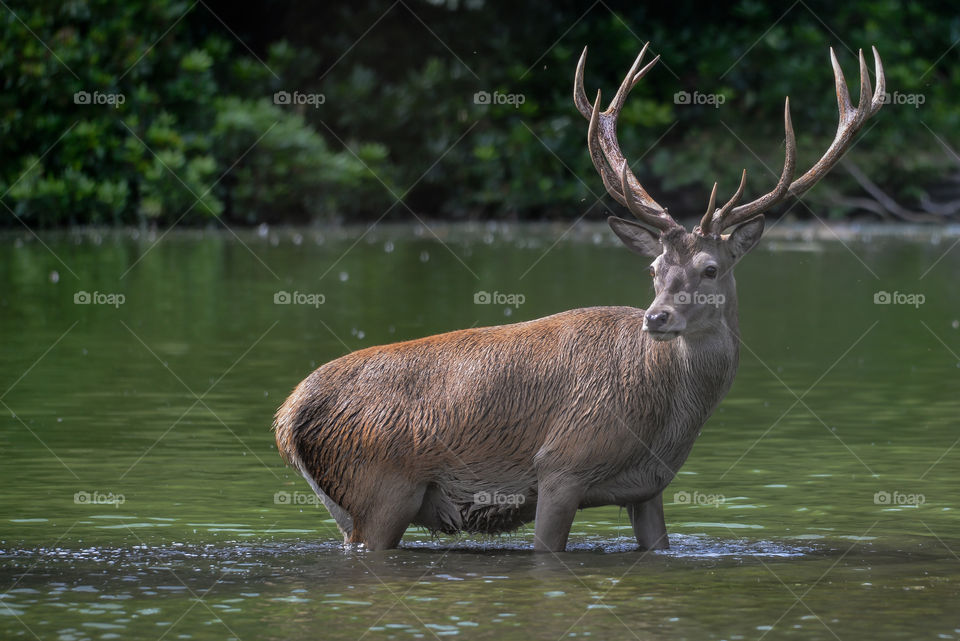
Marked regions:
[1,222,959,640]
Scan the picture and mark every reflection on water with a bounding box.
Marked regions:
[1,224,959,640]
[0,533,812,565]
[2,533,956,640]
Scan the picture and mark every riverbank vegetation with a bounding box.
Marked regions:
[2,0,957,227]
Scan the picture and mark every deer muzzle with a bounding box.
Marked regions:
[643,305,686,340]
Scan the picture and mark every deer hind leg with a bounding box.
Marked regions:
[348,479,427,551]
[627,492,669,550]
[288,448,354,541]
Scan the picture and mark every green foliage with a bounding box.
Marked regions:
[0,0,396,226]
[1,0,958,225]
[212,97,393,223]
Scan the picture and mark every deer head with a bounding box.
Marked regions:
[575,43,885,341]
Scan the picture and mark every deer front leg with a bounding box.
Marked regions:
[627,492,669,550]
[533,478,583,552]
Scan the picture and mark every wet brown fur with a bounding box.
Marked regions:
[274,223,761,551]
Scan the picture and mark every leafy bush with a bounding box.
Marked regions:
[0,0,398,226]
[1,0,958,225]
[212,98,393,224]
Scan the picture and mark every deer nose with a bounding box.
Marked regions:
[645,310,670,330]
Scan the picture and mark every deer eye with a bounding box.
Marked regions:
[703,265,718,278]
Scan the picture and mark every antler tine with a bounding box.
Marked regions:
[708,47,883,234]
[699,169,748,234]
[575,44,680,232]
[632,54,661,87]
[831,47,855,123]
[708,98,796,232]
[574,47,593,119]
[857,49,873,118]
[609,43,651,115]
[703,183,718,223]
[786,46,884,197]
[869,46,886,115]
[717,169,748,217]
[575,45,661,122]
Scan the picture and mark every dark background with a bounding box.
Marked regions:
[2,0,957,226]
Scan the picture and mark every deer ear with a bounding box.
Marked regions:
[726,215,764,259]
[608,216,662,257]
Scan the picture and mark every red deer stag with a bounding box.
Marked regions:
[275,43,885,551]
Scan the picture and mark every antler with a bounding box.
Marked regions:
[575,44,681,233]
[699,46,886,235]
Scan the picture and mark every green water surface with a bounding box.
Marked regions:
[1,223,958,640]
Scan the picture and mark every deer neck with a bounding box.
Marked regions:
[677,287,740,382]
[646,290,741,426]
